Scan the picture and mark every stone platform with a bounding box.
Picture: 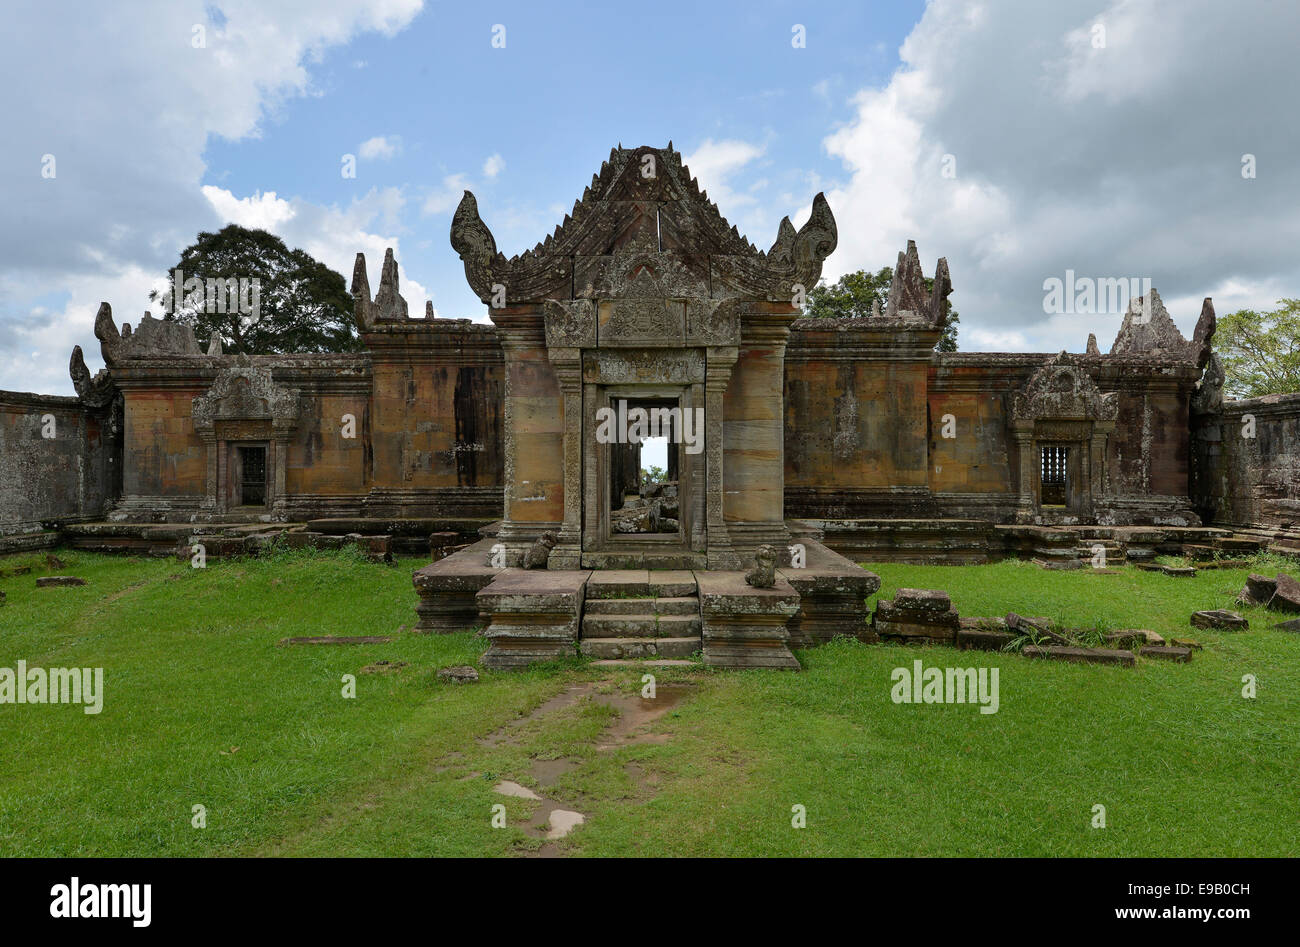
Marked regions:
[413,536,878,670]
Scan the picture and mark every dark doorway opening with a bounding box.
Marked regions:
[238,445,267,507]
[609,398,680,536]
[1040,445,1069,507]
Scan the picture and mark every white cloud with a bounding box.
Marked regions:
[359,135,400,160]
[422,174,471,216]
[0,0,424,393]
[482,153,505,178]
[201,185,432,320]
[820,0,1300,353]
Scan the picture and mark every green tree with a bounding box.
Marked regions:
[149,224,360,354]
[1215,299,1300,398]
[641,464,666,486]
[803,265,960,352]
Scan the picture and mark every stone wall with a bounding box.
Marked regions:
[785,331,1202,526]
[0,390,116,535]
[1192,392,1300,527]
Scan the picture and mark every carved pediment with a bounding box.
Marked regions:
[1012,353,1118,423]
[1110,289,1215,366]
[193,359,300,436]
[451,143,836,307]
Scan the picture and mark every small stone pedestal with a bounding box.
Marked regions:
[697,572,801,669]
[477,569,590,669]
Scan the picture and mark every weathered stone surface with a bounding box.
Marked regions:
[956,627,1015,651]
[1269,573,1300,612]
[412,538,503,632]
[437,665,479,683]
[892,588,952,614]
[1139,645,1192,662]
[36,576,85,587]
[1190,609,1248,629]
[1170,637,1203,649]
[478,568,589,669]
[1239,573,1277,606]
[743,544,777,588]
[522,531,556,569]
[1271,618,1300,633]
[1103,629,1166,649]
[1023,645,1136,667]
[696,571,800,669]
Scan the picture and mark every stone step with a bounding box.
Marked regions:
[585,569,698,599]
[579,637,702,659]
[583,596,698,616]
[581,613,701,638]
[589,658,702,667]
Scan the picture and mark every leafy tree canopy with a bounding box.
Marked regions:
[149,224,360,355]
[1215,299,1300,398]
[803,265,960,352]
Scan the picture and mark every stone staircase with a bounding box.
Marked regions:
[578,570,702,662]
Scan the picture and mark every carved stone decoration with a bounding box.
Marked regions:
[68,345,117,409]
[744,544,778,588]
[1086,333,1100,355]
[1110,289,1215,364]
[1012,353,1119,422]
[192,358,300,436]
[93,301,201,366]
[451,144,836,307]
[873,240,951,329]
[688,298,740,346]
[1192,352,1226,416]
[543,299,597,348]
[522,531,556,569]
[351,248,408,330]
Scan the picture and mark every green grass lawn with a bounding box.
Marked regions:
[1,548,1297,857]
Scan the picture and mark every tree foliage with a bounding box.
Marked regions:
[803,266,960,352]
[149,224,360,354]
[1215,299,1300,398]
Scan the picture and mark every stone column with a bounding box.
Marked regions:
[705,346,738,568]
[1011,424,1035,523]
[271,431,291,521]
[548,348,582,569]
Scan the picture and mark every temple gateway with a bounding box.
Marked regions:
[3,144,1298,668]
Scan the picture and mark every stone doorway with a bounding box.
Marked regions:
[582,383,706,569]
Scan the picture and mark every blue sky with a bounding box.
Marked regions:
[202,0,922,319]
[4,0,1299,395]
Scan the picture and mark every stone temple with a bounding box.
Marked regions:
[3,144,1299,668]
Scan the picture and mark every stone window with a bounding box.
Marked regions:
[1040,445,1069,507]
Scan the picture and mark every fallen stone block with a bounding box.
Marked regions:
[956,627,1015,651]
[1023,645,1135,667]
[36,576,86,587]
[1006,612,1068,644]
[876,600,960,628]
[437,665,479,683]
[1140,645,1192,663]
[1242,573,1278,606]
[1170,637,1203,650]
[1034,558,1083,571]
[1103,629,1166,649]
[892,588,953,614]
[1271,618,1300,633]
[1268,573,1300,613]
[1190,609,1248,630]
[1160,566,1196,577]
